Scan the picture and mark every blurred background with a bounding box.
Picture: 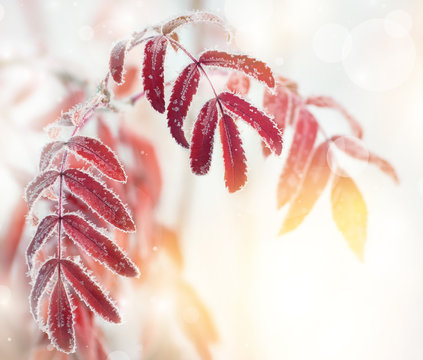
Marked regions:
[0,0,423,359]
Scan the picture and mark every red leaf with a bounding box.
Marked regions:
[95,339,108,360]
[62,214,139,277]
[280,141,332,234]
[167,63,201,148]
[27,215,59,270]
[119,126,163,206]
[30,258,58,321]
[39,141,65,171]
[48,277,75,353]
[67,136,126,182]
[277,107,318,208]
[277,76,299,94]
[190,98,219,175]
[226,72,250,95]
[306,96,363,139]
[63,169,135,232]
[161,12,227,35]
[73,305,108,360]
[143,36,168,113]
[113,65,139,99]
[60,259,121,323]
[330,136,368,159]
[25,170,60,210]
[72,306,96,360]
[219,92,282,155]
[263,82,301,132]
[200,51,274,88]
[330,135,399,183]
[62,192,108,230]
[219,114,247,192]
[109,39,127,84]
[367,155,399,184]
[97,117,117,150]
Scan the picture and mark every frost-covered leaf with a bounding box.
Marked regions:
[167,63,201,148]
[277,107,318,208]
[219,92,282,155]
[219,114,247,192]
[226,72,250,95]
[109,39,128,84]
[63,169,135,232]
[25,170,60,210]
[67,136,127,182]
[200,51,274,88]
[306,96,363,139]
[62,192,108,230]
[62,214,139,277]
[27,215,58,270]
[280,141,332,234]
[30,258,58,321]
[48,276,75,353]
[190,98,219,175]
[162,11,227,35]
[143,36,168,113]
[331,174,367,261]
[60,259,121,323]
[39,141,65,171]
[331,135,399,183]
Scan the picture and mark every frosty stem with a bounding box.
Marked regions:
[55,87,108,260]
[165,36,225,114]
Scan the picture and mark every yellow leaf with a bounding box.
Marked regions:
[331,175,367,261]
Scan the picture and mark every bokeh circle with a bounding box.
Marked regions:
[313,23,352,63]
[342,19,415,92]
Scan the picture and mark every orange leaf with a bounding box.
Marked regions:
[176,280,218,360]
[280,141,332,234]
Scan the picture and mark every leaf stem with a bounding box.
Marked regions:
[165,36,225,115]
[55,92,106,260]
